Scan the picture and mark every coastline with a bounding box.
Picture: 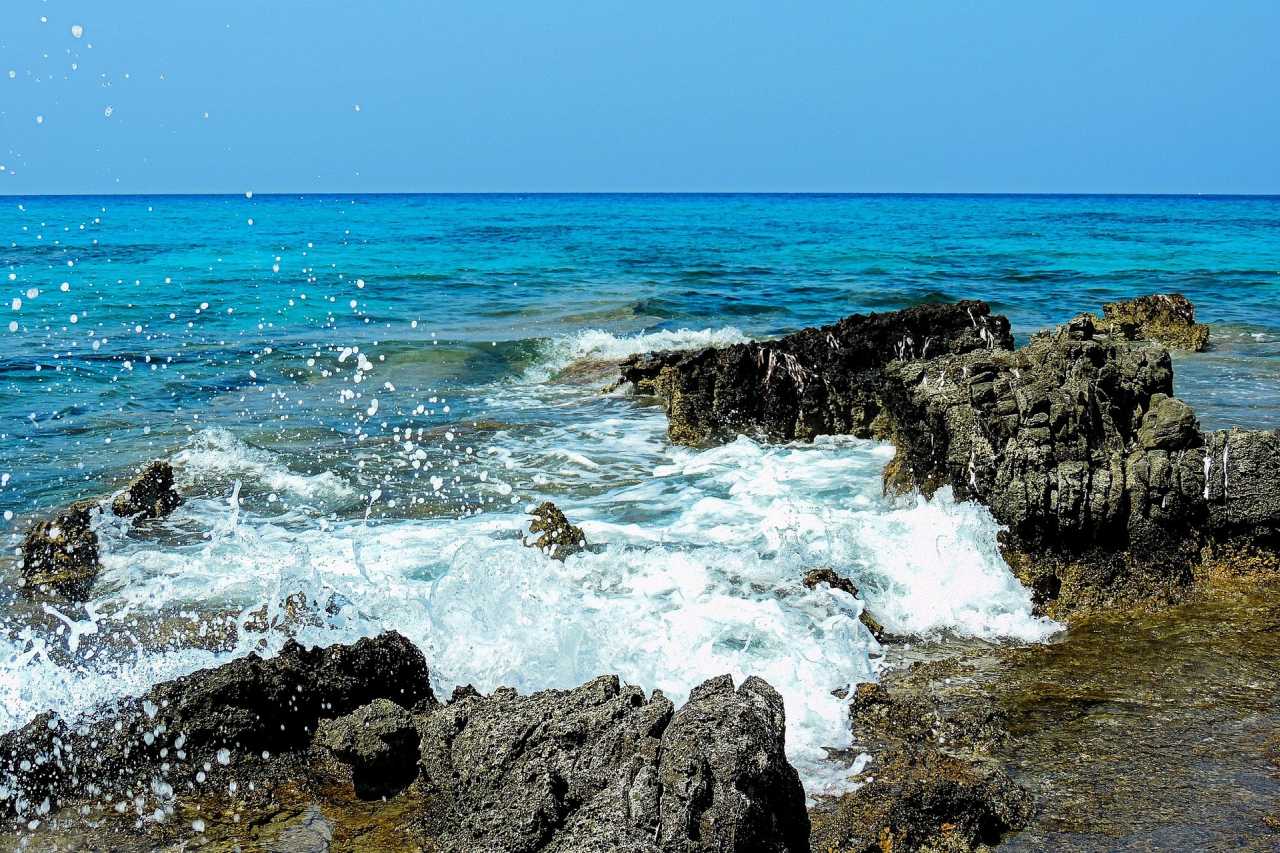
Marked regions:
[4,294,1278,850]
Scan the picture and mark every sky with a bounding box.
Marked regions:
[0,1,1277,195]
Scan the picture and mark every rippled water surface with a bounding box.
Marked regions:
[1,193,1278,793]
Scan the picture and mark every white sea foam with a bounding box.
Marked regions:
[1,403,1056,798]
[171,428,356,506]
[524,326,751,382]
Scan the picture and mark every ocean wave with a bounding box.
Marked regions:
[523,325,751,382]
[2,422,1057,798]
[171,428,357,506]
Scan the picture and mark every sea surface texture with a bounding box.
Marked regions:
[1,193,1278,793]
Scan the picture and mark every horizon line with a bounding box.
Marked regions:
[2,190,1280,200]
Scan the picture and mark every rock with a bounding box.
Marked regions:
[1098,292,1210,351]
[811,747,1033,853]
[525,500,587,559]
[811,672,1031,853]
[19,499,101,599]
[416,673,809,853]
[656,674,810,853]
[1137,392,1199,450]
[0,631,433,819]
[315,698,421,799]
[802,567,886,641]
[803,566,860,598]
[111,459,182,520]
[18,459,182,601]
[618,301,1013,445]
[877,320,1280,613]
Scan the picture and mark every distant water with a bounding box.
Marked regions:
[1,193,1278,794]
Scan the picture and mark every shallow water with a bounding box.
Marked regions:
[1,193,1278,798]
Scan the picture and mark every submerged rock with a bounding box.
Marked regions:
[525,500,588,559]
[19,499,101,599]
[877,321,1280,613]
[813,747,1033,853]
[110,460,182,520]
[802,567,886,640]
[619,301,1013,445]
[811,672,1032,853]
[1096,292,1211,351]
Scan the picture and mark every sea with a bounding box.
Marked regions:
[2,193,1278,795]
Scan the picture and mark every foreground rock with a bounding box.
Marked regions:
[418,673,808,852]
[1,636,810,853]
[18,460,182,600]
[524,500,588,559]
[315,698,421,800]
[0,632,432,819]
[879,319,1280,612]
[1091,292,1211,351]
[618,301,1012,444]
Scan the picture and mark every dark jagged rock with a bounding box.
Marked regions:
[878,321,1280,613]
[618,301,1013,445]
[416,673,808,853]
[802,567,886,641]
[0,632,432,819]
[314,698,421,799]
[18,459,182,601]
[657,674,810,853]
[1097,292,1211,351]
[2,641,809,853]
[19,499,101,599]
[110,460,182,520]
[525,500,587,559]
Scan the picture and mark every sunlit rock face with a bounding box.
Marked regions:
[618,301,1013,445]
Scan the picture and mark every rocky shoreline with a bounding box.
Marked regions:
[3,294,1278,850]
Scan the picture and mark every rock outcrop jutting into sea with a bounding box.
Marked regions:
[619,296,1279,614]
[618,301,1013,445]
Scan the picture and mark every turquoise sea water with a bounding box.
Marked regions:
[1,194,1278,794]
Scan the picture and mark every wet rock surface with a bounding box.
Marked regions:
[19,499,101,600]
[811,579,1280,850]
[18,458,183,602]
[525,499,588,559]
[110,460,183,520]
[811,670,1032,853]
[1,639,809,853]
[619,301,1012,445]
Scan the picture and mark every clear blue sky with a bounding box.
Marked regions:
[1,1,1276,194]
